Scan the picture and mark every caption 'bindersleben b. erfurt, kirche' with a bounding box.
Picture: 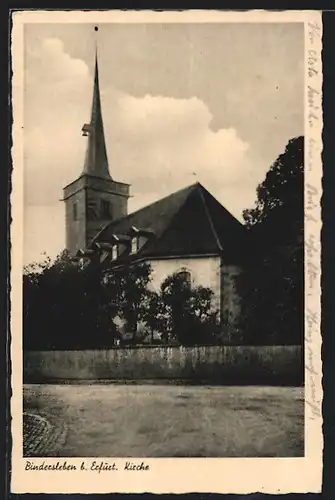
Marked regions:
[62,52,246,329]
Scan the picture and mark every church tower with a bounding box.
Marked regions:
[63,51,130,255]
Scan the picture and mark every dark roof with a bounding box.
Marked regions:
[89,182,247,264]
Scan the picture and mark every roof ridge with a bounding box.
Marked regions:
[197,185,223,252]
[127,183,197,219]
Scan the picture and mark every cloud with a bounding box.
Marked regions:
[102,91,263,216]
[24,37,267,263]
[25,38,89,86]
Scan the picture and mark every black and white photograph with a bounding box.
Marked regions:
[11,9,323,495]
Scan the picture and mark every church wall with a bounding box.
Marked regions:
[147,256,221,314]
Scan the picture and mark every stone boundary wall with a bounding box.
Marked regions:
[24,345,303,385]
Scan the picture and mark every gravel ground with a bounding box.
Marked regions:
[23,384,304,458]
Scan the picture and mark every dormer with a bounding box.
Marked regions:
[94,235,130,263]
[129,226,153,254]
[93,242,114,263]
[76,248,96,268]
[112,234,131,258]
[77,248,95,258]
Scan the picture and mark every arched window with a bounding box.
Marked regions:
[177,270,192,287]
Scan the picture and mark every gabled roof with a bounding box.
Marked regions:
[89,182,247,264]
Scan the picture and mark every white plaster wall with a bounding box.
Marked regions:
[147,256,221,313]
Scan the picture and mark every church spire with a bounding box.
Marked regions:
[82,46,111,179]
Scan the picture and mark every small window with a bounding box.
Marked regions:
[131,237,138,254]
[73,202,78,220]
[101,199,112,219]
[177,270,191,287]
[112,245,118,261]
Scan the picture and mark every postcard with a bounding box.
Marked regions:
[10,9,323,494]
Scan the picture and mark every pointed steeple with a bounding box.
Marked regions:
[63,30,130,255]
[82,49,111,179]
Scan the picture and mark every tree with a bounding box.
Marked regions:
[103,262,152,341]
[239,136,304,345]
[24,252,220,349]
[23,250,116,350]
[23,251,152,350]
[141,290,167,344]
[159,272,219,346]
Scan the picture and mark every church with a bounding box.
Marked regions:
[63,54,246,329]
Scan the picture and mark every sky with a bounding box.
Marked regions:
[23,22,304,265]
